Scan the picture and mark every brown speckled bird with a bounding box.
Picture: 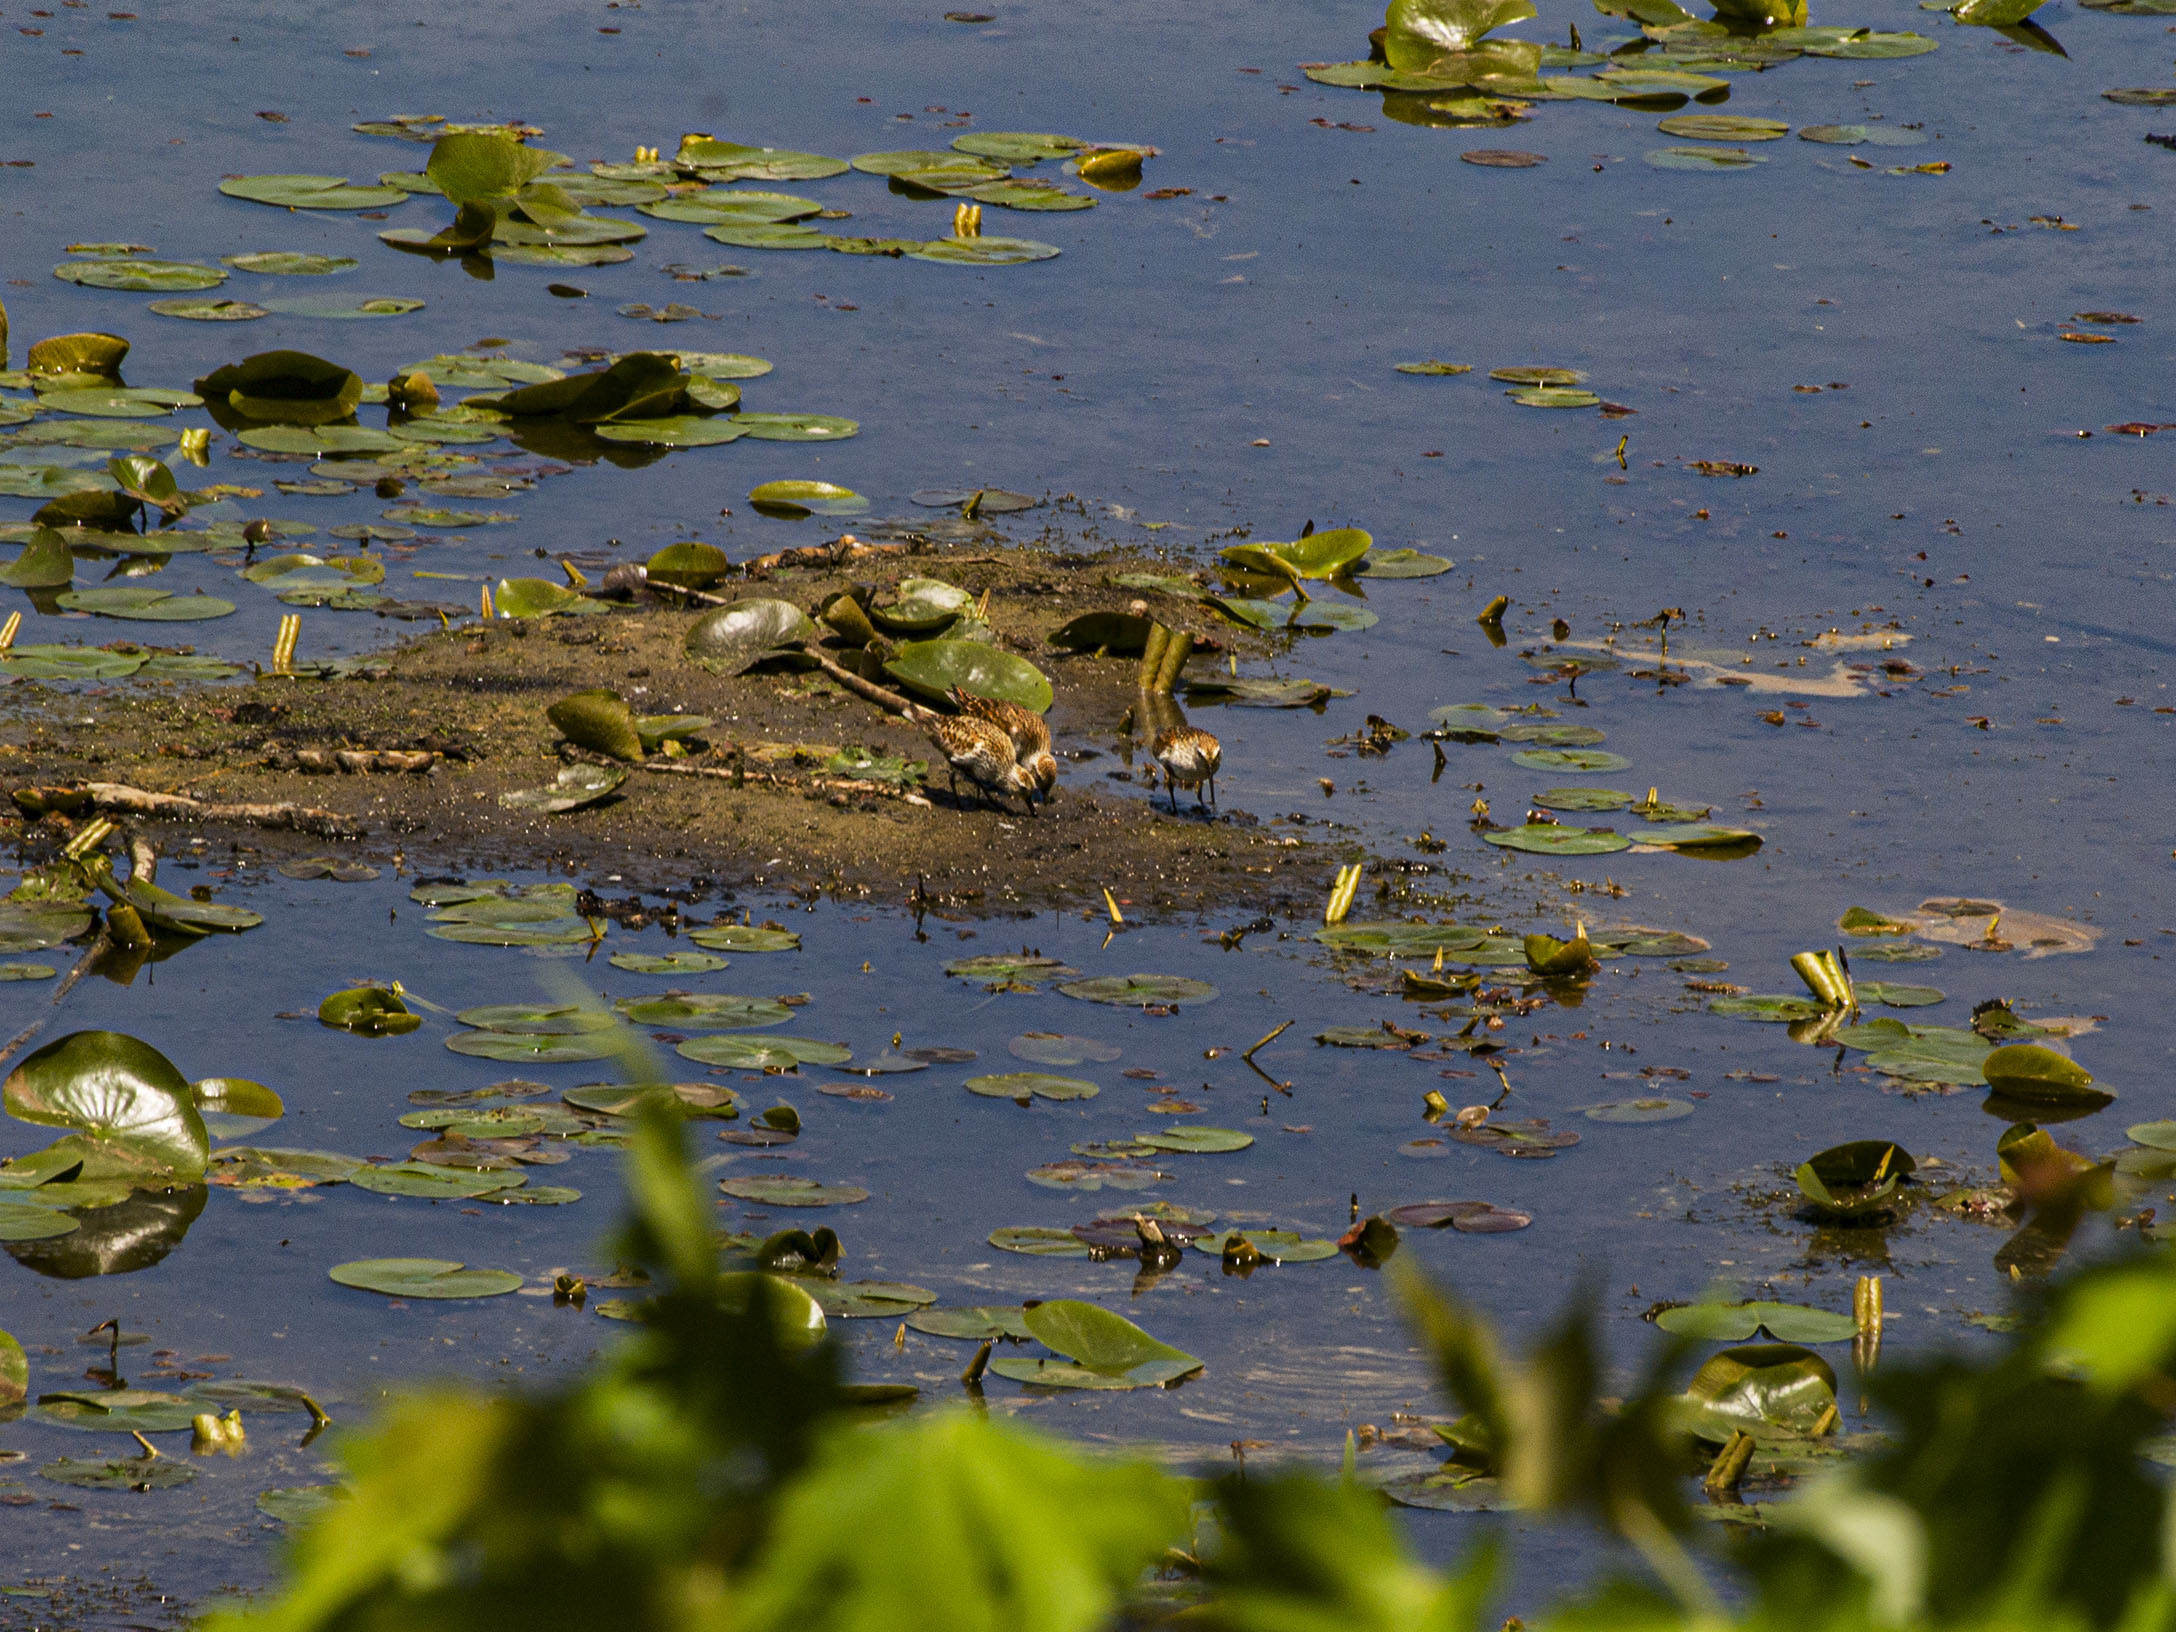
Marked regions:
[905,703,1039,815]
[1152,724,1221,813]
[949,686,1056,806]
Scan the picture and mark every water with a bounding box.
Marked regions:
[2,0,2173,1614]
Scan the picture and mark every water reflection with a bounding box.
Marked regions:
[5,1184,205,1279]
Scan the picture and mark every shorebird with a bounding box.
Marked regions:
[905,703,1039,815]
[1152,724,1221,813]
[949,686,1056,805]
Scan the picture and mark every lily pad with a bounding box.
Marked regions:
[1658,114,1789,141]
[1497,722,1606,747]
[498,763,630,815]
[349,1162,526,1199]
[1511,748,1632,773]
[1656,1302,1857,1343]
[908,236,1062,266]
[988,1299,1202,1389]
[1024,1160,1165,1192]
[318,986,421,1036]
[1137,1126,1253,1153]
[966,1071,1101,1102]
[1356,548,1455,578]
[1710,993,1828,1023]
[1583,1098,1695,1123]
[1484,823,1632,855]
[1794,1140,1915,1215]
[1316,921,1490,956]
[3,1031,209,1183]
[608,950,731,974]
[1057,973,1216,1007]
[613,993,791,1029]
[1191,1229,1340,1261]
[54,259,226,291]
[907,1304,1039,1339]
[257,1485,347,1525]
[39,1454,197,1490]
[884,639,1051,712]
[54,588,235,622]
[539,691,643,761]
[1450,1118,1579,1158]
[1508,387,1601,408]
[748,479,868,518]
[672,1036,801,1071]
[1534,786,1631,812]
[38,1389,201,1434]
[989,1226,1094,1257]
[1219,528,1373,581]
[684,598,817,675]
[1383,1200,1531,1232]
[811,1281,938,1318]
[1008,1033,1122,1066]
[687,924,802,953]
[147,298,268,321]
[259,294,425,320]
[729,412,860,441]
[1645,146,1767,171]
[220,174,411,209]
[1981,1044,2100,1105]
[328,1258,521,1299]
[1683,1343,1838,1436]
[717,1174,869,1207]
[223,252,361,275]
[1857,981,1944,1008]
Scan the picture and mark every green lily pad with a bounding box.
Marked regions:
[1583,1098,1694,1123]
[196,350,364,425]
[39,1454,197,1490]
[870,578,975,634]
[36,386,197,417]
[1981,1043,2101,1105]
[1852,940,1942,963]
[729,411,860,441]
[0,1202,81,1241]
[1857,981,1944,1008]
[1798,124,1928,146]
[717,1174,870,1207]
[907,1304,1039,1339]
[257,1485,347,1524]
[1394,360,1473,376]
[944,953,1078,985]
[1315,921,1490,955]
[1137,1126,1253,1153]
[38,1389,201,1434]
[966,1072,1101,1102]
[1510,748,1632,773]
[1008,1033,1121,1067]
[748,479,868,518]
[1794,1140,1914,1215]
[593,414,747,447]
[674,137,851,181]
[1769,26,1934,56]
[348,1162,526,1199]
[687,923,801,953]
[684,598,817,675]
[1190,1230,1339,1262]
[1057,973,1216,1007]
[613,993,791,1029]
[641,189,825,224]
[1023,1160,1165,1192]
[1220,528,1374,580]
[1489,366,1585,386]
[147,298,269,321]
[1356,548,1455,577]
[220,174,411,209]
[258,295,426,320]
[1508,387,1601,408]
[317,987,421,1035]
[3,1031,209,1184]
[445,1030,621,1063]
[672,1036,801,1070]
[884,639,1051,712]
[54,588,235,622]
[907,236,1062,265]
[1683,1342,1839,1438]
[990,1299,1203,1389]
[1484,823,1632,855]
[1498,722,1606,747]
[1636,824,1761,852]
[1656,1302,1857,1343]
[328,1258,522,1299]
[0,964,58,983]
[608,950,731,974]
[1658,114,1789,141]
[1645,146,1767,171]
[54,259,226,291]
[223,252,361,275]
[1711,993,1829,1022]
[811,1281,938,1318]
[562,1082,742,1119]
[1534,786,1631,812]
[988,1227,1092,1257]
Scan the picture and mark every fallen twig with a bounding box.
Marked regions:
[77,782,358,838]
[796,645,917,716]
[637,759,931,807]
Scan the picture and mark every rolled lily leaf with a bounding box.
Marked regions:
[1217,527,1373,581]
[1981,1043,2101,1105]
[318,986,422,1037]
[426,132,569,205]
[1523,930,1594,976]
[193,350,363,427]
[685,598,817,675]
[546,688,645,763]
[1793,1139,1915,1217]
[1682,1343,1838,1437]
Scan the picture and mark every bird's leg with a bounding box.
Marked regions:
[1208,773,1218,809]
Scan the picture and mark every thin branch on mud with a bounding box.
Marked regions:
[76,782,358,838]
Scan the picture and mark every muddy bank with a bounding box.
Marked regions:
[0,541,1359,915]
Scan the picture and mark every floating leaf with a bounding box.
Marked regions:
[1024,1160,1165,1192]
[1484,823,1631,855]
[38,1389,201,1434]
[748,479,868,518]
[349,1162,525,1199]
[717,1174,870,1207]
[1382,1200,1531,1232]
[328,1258,522,1299]
[988,1226,1093,1257]
[966,1071,1101,1102]
[3,1031,209,1183]
[907,1304,1039,1338]
[985,1299,1203,1389]
[1656,1302,1857,1343]
[1356,548,1454,577]
[220,174,410,209]
[1658,114,1789,141]
[1450,1118,1578,1158]
[318,986,421,1036]
[613,993,791,1029]
[1510,748,1632,773]
[687,923,802,953]
[1057,973,1216,1007]
[608,950,730,975]
[908,236,1062,266]
[1136,1126,1253,1153]
[54,588,236,622]
[1583,1098,1693,1123]
[54,259,226,291]
[1981,1044,2101,1105]
[257,1485,347,1525]
[1645,146,1768,171]
[1794,1139,1915,1215]
[1219,527,1373,580]
[810,1280,938,1318]
[672,1036,801,1070]
[1683,1343,1838,1437]
[729,411,860,441]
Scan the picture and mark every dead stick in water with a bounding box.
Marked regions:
[796,646,917,715]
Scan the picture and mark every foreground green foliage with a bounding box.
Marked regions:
[212,1103,2176,1632]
